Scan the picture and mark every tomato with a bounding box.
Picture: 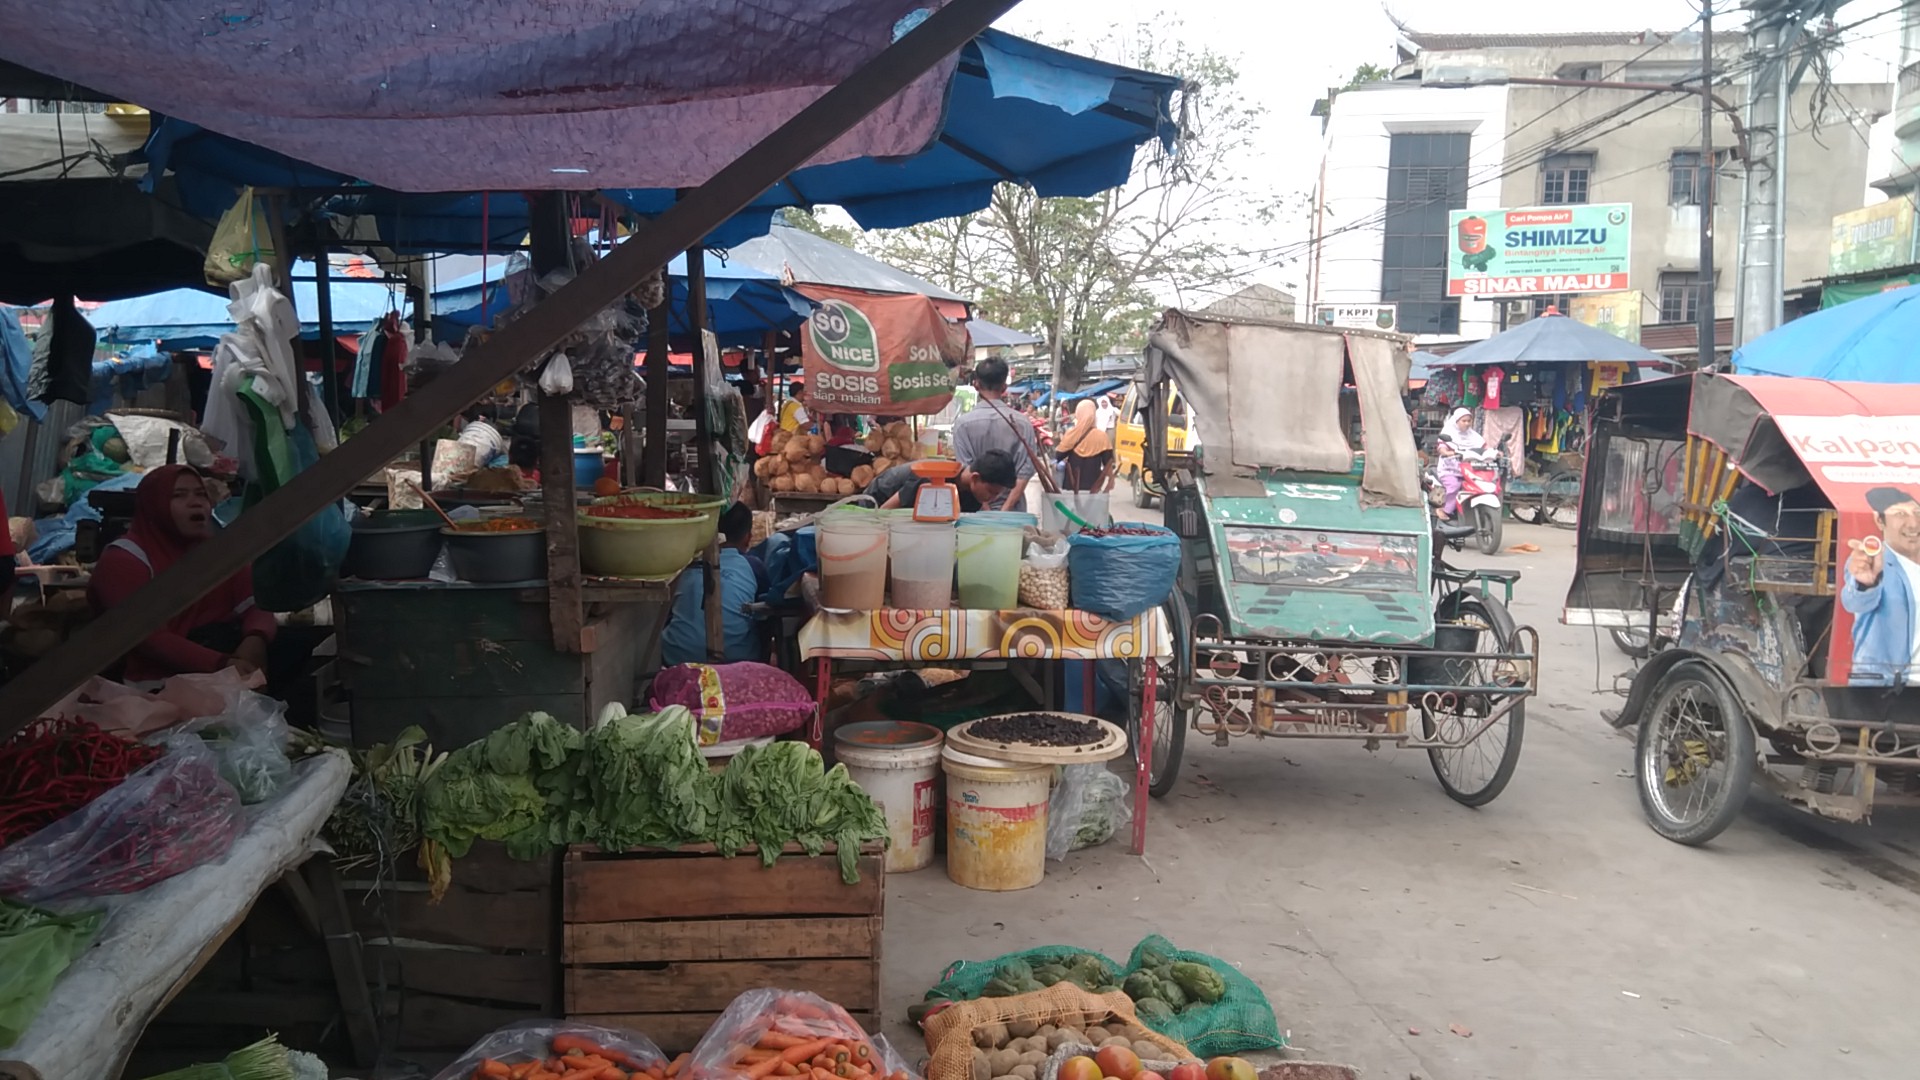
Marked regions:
[1169,1065,1206,1080]
[1204,1058,1255,1080]
[1059,1057,1103,1080]
[1095,1046,1141,1080]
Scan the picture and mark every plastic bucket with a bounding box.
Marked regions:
[955,523,1022,609]
[817,514,889,609]
[942,746,1050,891]
[573,449,607,488]
[888,520,957,609]
[835,721,944,873]
[1041,492,1113,536]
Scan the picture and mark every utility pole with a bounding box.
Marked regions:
[1735,10,1786,346]
[1697,2,1718,368]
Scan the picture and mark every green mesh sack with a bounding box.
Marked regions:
[925,945,1124,1002]
[1123,934,1284,1057]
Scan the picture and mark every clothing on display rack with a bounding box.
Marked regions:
[1480,405,1525,474]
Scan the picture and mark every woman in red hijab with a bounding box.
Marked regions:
[87,465,276,683]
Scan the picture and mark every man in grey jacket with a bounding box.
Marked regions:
[950,357,1039,511]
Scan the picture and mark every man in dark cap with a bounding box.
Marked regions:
[1841,486,1920,685]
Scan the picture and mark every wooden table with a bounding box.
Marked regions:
[798,606,1172,855]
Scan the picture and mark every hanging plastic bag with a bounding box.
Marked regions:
[749,407,777,453]
[1045,765,1131,860]
[539,351,574,395]
[1067,525,1180,621]
[203,185,273,286]
[0,738,242,902]
[430,1019,667,1080]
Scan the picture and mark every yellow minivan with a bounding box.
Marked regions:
[1114,381,1190,508]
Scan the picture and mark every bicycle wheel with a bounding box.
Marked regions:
[1420,591,1526,806]
[1540,468,1581,528]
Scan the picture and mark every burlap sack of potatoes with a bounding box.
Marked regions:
[924,987,1190,1080]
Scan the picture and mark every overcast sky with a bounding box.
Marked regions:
[984,0,1909,301]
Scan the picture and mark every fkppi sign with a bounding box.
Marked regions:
[1312,304,1398,332]
[1446,203,1632,298]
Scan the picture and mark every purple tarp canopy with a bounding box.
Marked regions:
[0,0,957,192]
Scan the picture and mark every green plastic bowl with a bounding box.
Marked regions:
[592,491,728,528]
[576,505,716,578]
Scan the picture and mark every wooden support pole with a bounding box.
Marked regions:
[529,192,586,656]
[685,243,716,495]
[312,237,339,424]
[0,0,1024,728]
[643,297,671,488]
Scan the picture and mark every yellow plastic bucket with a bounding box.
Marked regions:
[942,746,1051,891]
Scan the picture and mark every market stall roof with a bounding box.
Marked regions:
[1438,312,1671,367]
[137,28,1182,252]
[432,251,814,345]
[3,0,956,194]
[87,260,405,348]
[968,318,1041,348]
[1409,349,1443,383]
[1687,372,1920,508]
[1730,283,1920,382]
[1033,377,1127,406]
[727,218,969,312]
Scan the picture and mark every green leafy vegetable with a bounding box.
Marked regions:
[573,706,718,852]
[418,712,582,894]
[0,897,103,1048]
[714,740,888,883]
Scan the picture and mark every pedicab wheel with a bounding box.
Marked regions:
[1473,504,1502,555]
[1635,662,1755,845]
[1132,470,1158,509]
[1421,591,1525,807]
[1127,654,1185,798]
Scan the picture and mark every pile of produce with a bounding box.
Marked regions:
[695,990,912,1080]
[0,896,103,1048]
[418,712,583,897]
[968,714,1103,748]
[1050,1051,1255,1080]
[0,718,163,844]
[755,422,926,496]
[713,741,890,883]
[136,1035,325,1080]
[434,1021,667,1080]
[339,708,890,898]
[977,956,1120,1000]
[1120,946,1225,1026]
[968,1016,1162,1080]
[449,517,542,532]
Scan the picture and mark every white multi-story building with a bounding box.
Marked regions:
[1307,29,1891,346]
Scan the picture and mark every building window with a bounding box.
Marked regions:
[1381,132,1469,335]
[1556,63,1603,81]
[1669,150,1729,206]
[1659,272,1707,323]
[1541,152,1593,205]
[1530,294,1576,319]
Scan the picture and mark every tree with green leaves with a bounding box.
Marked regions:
[863,20,1286,385]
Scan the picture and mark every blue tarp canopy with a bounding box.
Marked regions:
[433,251,814,346]
[967,319,1040,349]
[1034,377,1127,406]
[86,261,405,349]
[141,29,1182,253]
[1732,284,1920,382]
[1439,312,1670,367]
[1409,349,1443,383]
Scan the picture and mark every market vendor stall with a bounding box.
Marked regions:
[0,749,351,1080]
[801,605,1173,857]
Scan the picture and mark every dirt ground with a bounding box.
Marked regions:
[883,494,1920,1080]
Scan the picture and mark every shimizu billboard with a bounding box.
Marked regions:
[1446,203,1632,298]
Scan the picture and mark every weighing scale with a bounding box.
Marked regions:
[909,458,964,522]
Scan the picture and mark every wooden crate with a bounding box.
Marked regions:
[340,841,561,1052]
[563,843,885,1052]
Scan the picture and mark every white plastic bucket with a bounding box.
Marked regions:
[942,746,1051,890]
[835,721,945,873]
[888,520,957,609]
[955,523,1022,609]
[816,514,889,609]
[1041,492,1113,536]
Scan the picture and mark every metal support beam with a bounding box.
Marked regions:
[0,0,1025,728]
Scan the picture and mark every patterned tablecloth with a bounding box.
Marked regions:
[798,606,1173,661]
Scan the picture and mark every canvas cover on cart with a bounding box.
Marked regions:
[1143,311,1419,508]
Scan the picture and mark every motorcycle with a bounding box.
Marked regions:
[1426,435,1509,555]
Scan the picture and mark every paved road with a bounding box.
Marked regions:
[887,480,1920,1079]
